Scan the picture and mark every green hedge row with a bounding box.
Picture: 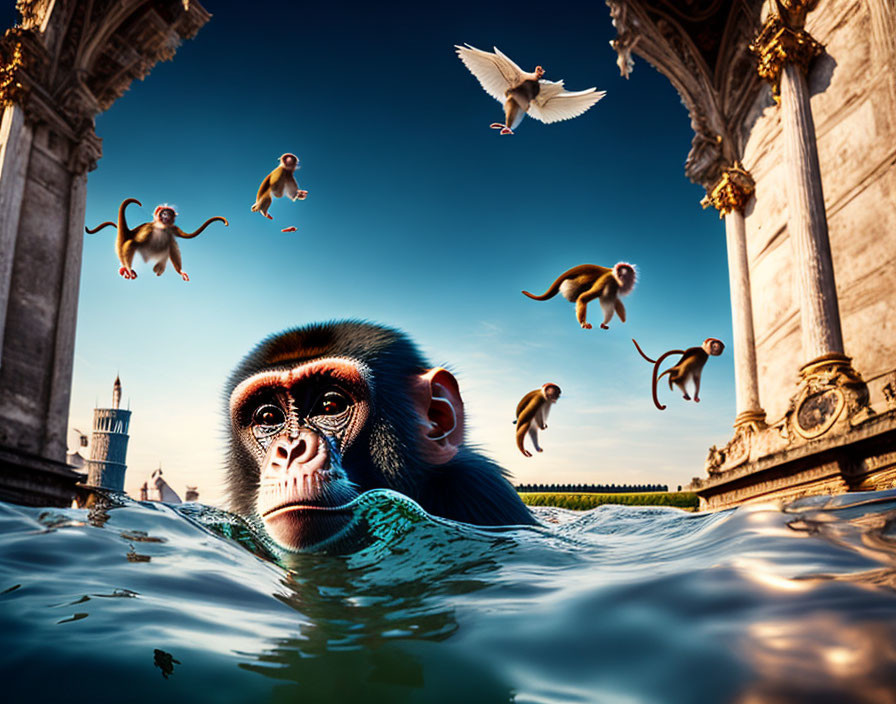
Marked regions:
[518,492,699,511]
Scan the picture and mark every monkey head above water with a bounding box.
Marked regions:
[225,321,537,551]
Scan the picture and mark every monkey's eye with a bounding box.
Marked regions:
[312,391,349,416]
[252,404,285,428]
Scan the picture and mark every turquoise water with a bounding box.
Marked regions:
[2,489,896,703]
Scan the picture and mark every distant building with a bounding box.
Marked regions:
[66,428,89,470]
[139,467,182,504]
[85,376,131,491]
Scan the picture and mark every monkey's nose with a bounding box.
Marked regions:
[268,430,321,474]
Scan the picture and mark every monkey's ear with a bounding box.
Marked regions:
[411,367,465,465]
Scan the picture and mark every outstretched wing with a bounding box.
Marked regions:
[528,79,606,124]
[455,44,524,103]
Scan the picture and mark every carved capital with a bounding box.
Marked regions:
[58,75,101,129]
[773,0,820,31]
[0,27,45,109]
[15,1,55,30]
[68,129,103,174]
[782,354,874,442]
[750,13,823,100]
[701,162,756,217]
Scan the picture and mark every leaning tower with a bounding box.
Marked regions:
[85,376,132,491]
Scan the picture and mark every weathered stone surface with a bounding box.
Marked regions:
[744,0,896,419]
[607,0,896,508]
[0,1,210,506]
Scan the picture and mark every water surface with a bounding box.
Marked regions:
[2,489,896,703]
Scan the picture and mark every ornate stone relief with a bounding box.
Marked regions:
[604,1,762,192]
[882,373,896,411]
[700,161,755,216]
[780,355,875,442]
[749,9,824,100]
[1,1,210,173]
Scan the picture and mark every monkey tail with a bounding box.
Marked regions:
[650,349,685,411]
[521,272,568,301]
[631,338,656,364]
[117,198,142,236]
[178,216,229,239]
[516,425,528,455]
[84,221,116,234]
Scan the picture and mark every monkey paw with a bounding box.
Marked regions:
[181,272,190,282]
[540,425,548,430]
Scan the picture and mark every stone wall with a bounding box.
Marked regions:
[742,0,896,422]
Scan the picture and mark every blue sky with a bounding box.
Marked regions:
[5,1,737,504]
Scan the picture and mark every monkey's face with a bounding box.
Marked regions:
[543,384,561,401]
[280,153,298,171]
[156,208,175,226]
[704,338,725,356]
[229,358,372,550]
[613,262,637,295]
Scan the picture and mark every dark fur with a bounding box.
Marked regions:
[224,320,536,527]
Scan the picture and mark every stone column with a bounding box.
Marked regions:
[702,164,766,431]
[0,1,211,506]
[750,1,872,438]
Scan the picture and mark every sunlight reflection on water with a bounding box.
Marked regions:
[1,488,895,703]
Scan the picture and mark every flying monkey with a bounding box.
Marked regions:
[514,383,561,457]
[632,338,725,410]
[85,199,227,281]
[523,262,637,330]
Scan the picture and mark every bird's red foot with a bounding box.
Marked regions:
[581,322,592,329]
[536,447,543,453]
[264,213,273,220]
[281,226,297,232]
[694,397,700,403]
[600,324,609,330]
[118,266,130,279]
[181,272,190,282]
[521,450,532,458]
[500,128,513,135]
[683,394,691,400]
[490,123,505,129]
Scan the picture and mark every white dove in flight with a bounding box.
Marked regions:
[455,44,606,135]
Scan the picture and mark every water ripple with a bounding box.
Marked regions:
[1,489,896,703]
